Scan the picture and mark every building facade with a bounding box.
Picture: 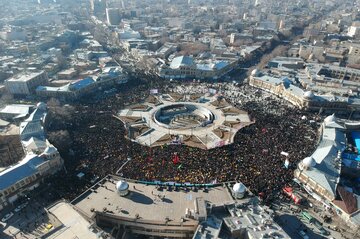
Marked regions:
[5,71,48,95]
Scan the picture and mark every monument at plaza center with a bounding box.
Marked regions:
[118,93,254,149]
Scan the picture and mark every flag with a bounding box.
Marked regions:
[173,154,180,165]
[284,159,290,169]
[150,89,158,95]
[262,128,267,133]
[177,164,182,169]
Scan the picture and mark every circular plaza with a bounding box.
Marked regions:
[118,93,254,149]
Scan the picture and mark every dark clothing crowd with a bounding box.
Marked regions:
[47,80,319,202]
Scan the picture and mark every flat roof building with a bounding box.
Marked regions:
[71,175,289,239]
[5,71,48,95]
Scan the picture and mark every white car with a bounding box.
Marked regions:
[1,212,14,222]
[14,202,28,212]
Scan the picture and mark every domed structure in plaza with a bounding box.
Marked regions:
[251,69,261,77]
[300,156,316,170]
[324,114,336,124]
[116,180,129,196]
[232,182,246,199]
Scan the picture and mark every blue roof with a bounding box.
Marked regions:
[0,155,45,191]
[69,77,95,91]
[214,61,228,70]
[25,108,46,122]
[352,132,360,155]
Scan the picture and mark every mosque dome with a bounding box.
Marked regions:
[251,69,260,77]
[232,182,246,199]
[302,157,316,169]
[36,102,47,111]
[324,114,336,124]
[233,182,246,193]
[303,91,315,99]
[116,180,129,192]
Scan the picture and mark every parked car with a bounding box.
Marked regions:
[313,219,330,236]
[14,202,28,212]
[298,229,310,239]
[1,212,14,222]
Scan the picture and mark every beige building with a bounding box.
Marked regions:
[348,44,360,65]
[249,69,360,115]
[71,175,289,239]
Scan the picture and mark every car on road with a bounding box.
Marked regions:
[298,229,309,239]
[14,202,28,212]
[312,218,330,236]
[1,212,14,222]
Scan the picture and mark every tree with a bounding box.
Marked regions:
[48,130,72,153]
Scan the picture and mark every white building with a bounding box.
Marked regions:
[117,27,141,40]
[5,71,48,95]
[348,26,360,38]
[159,56,235,80]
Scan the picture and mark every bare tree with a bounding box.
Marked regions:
[258,45,289,69]
[48,130,72,153]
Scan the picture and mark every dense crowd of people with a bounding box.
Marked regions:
[47,79,319,202]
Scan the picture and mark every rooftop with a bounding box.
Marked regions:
[46,201,103,239]
[72,175,234,224]
[301,122,345,199]
[170,56,195,69]
[0,104,33,116]
[6,71,45,82]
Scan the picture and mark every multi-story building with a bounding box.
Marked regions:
[249,67,360,116]
[70,175,290,239]
[0,103,63,210]
[36,68,128,100]
[295,115,360,230]
[5,71,48,95]
[348,43,360,65]
[348,23,360,38]
[159,56,235,80]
